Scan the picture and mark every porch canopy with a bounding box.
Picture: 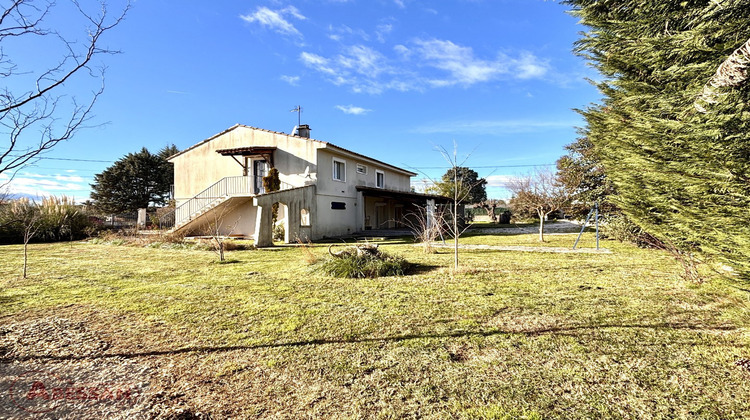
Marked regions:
[356,186,451,204]
[216,146,277,173]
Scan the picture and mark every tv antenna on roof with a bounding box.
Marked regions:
[290,105,302,127]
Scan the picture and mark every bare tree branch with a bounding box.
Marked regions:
[0,0,129,177]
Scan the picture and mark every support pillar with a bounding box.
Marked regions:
[255,204,274,247]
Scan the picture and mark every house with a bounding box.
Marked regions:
[167,124,448,246]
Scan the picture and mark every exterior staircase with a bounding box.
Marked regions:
[161,175,297,232]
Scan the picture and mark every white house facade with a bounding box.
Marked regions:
[167,124,446,246]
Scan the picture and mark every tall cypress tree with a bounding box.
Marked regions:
[564,0,750,278]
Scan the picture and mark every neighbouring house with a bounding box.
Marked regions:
[167,124,449,246]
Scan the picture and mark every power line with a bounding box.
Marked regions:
[5,155,113,163]
[408,163,556,170]
[23,167,100,173]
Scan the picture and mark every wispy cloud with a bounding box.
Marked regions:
[375,23,393,43]
[300,52,337,75]
[335,105,372,115]
[485,174,516,188]
[55,174,85,183]
[240,6,306,38]
[413,39,504,87]
[300,37,552,94]
[1,172,88,198]
[280,75,300,86]
[300,45,397,93]
[413,119,579,135]
[413,39,550,87]
[327,24,369,42]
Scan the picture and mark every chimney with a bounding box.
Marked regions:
[298,124,311,138]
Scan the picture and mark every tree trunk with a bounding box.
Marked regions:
[453,199,459,270]
[695,36,750,112]
[538,209,545,242]
[23,240,28,279]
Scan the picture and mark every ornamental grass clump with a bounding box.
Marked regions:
[319,244,410,278]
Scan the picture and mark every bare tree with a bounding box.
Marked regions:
[7,198,41,278]
[435,143,486,271]
[477,199,506,223]
[0,0,129,177]
[403,204,447,254]
[199,205,241,262]
[508,168,570,242]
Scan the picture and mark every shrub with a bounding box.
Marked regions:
[273,224,285,242]
[600,214,659,247]
[319,249,410,278]
[0,196,92,243]
[37,196,93,241]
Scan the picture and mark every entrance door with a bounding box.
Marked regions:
[375,204,387,229]
[253,160,268,194]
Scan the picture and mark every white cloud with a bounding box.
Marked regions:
[335,105,372,115]
[55,174,85,183]
[300,38,553,94]
[282,5,306,21]
[394,0,406,8]
[338,45,388,77]
[514,52,550,79]
[2,172,88,198]
[300,46,394,93]
[376,23,393,43]
[485,175,516,188]
[413,39,505,86]
[393,44,410,58]
[327,24,369,42]
[240,6,306,38]
[280,75,300,85]
[300,52,337,75]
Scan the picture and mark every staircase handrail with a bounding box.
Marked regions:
[159,176,298,229]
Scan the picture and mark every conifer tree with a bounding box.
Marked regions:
[91,146,176,213]
[564,0,750,277]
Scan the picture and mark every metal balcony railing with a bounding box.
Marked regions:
[159,176,294,230]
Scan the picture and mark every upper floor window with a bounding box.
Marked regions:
[376,170,385,188]
[333,158,346,182]
[356,164,367,174]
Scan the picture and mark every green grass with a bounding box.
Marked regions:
[1,233,749,418]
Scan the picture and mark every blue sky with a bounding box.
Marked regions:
[3,0,599,201]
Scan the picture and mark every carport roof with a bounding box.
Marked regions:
[356,186,452,203]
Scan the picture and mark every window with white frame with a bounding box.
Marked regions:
[332,158,346,182]
[356,164,367,174]
[376,170,385,188]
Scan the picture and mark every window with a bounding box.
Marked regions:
[333,158,346,182]
[376,170,385,188]
[356,164,367,174]
[253,160,268,194]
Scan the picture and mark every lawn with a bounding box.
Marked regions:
[1,231,749,418]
